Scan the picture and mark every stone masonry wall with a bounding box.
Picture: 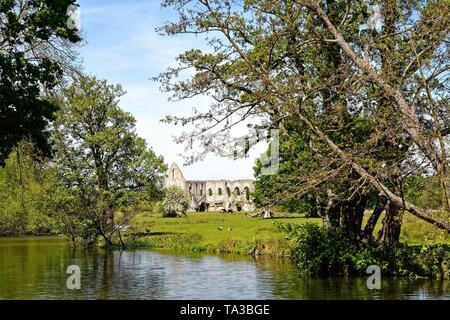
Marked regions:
[165,163,255,212]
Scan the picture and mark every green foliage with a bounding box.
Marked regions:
[417,244,450,279]
[162,186,190,217]
[0,143,58,235]
[139,201,165,216]
[403,176,443,210]
[279,222,450,278]
[278,222,366,275]
[0,0,82,165]
[0,76,167,244]
[50,76,167,245]
[253,126,320,214]
[159,0,450,246]
[151,201,165,215]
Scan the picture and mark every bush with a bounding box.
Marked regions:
[152,201,165,215]
[278,222,450,278]
[0,144,59,236]
[162,186,190,217]
[279,223,366,275]
[417,244,450,279]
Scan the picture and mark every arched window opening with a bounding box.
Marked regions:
[226,187,231,197]
[208,188,213,196]
[218,188,223,196]
[234,187,241,196]
[244,187,250,201]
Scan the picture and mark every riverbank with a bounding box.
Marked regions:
[128,211,450,259]
[128,212,316,258]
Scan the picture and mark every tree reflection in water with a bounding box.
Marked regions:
[0,238,448,300]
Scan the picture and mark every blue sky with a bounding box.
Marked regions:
[77,0,266,180]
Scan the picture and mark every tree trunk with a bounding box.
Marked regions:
[351,196,367,241]
[334,195,368,242]
[118,229,126,249]
[98,205,114,246]
[378,202,402,246]
[323,189,341,228]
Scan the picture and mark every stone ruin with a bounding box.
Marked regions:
[165,163,256,212]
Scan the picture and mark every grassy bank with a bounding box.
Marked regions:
[127,210,449,258]
[129,211,320,257]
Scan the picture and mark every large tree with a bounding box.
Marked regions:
[156,0,450,244]
[0,0,82,166]
[51,76,167,245]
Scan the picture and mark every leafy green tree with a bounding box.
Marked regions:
[403,176,443,210]
[157,0,450,245]
[162,186,190,217]
[0,0,82,166]
[0,142,58,235]
[51,76,167,245]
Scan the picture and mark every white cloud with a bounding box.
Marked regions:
[78,0,265,180]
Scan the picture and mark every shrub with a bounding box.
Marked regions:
[278,222,450,278]
[279,222,364,275]
[152,201,165,215]
[162,186,190,217]
[417,244,450,279]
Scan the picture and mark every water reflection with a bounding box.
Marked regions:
[0,237,448,300]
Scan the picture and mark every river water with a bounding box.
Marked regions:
[0,237,448,300]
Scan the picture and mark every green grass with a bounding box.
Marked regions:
[129,211,321,257]
[399,213,450,245]
[361,211,450,245]
[127,210,449,258]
